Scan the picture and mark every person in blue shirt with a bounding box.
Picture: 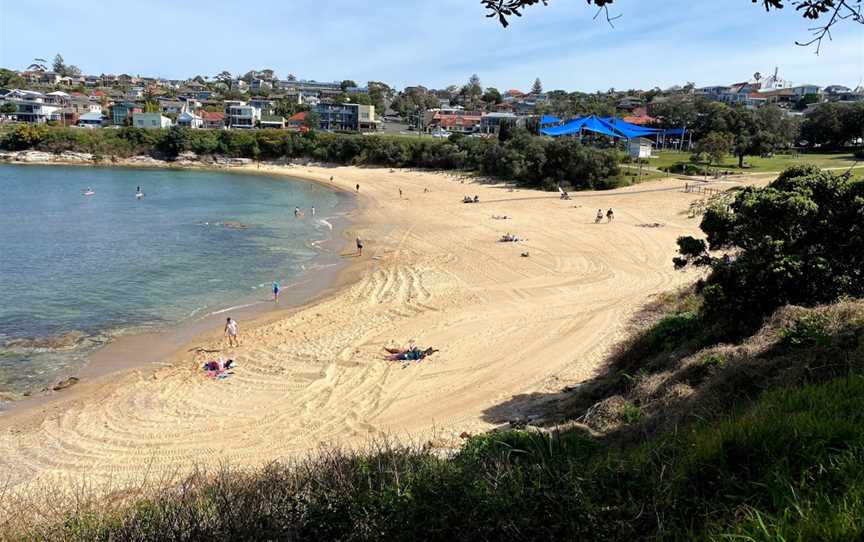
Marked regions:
[273,281,280,303]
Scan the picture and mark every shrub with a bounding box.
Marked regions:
[675,166,864,338]
[644,312,701,353]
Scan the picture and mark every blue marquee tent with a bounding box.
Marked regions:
[540,115,678,140]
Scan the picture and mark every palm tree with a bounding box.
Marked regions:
[27,58,48,72]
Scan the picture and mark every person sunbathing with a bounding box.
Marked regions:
[500,233,520,242]
[383,346,438,361]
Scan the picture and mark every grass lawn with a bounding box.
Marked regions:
[647,149,859,173]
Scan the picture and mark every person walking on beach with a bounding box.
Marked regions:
[595,209,604,223]
[607,208,615,223]
[399,188,403,198]
[355,183,360,192]
[273,281,280,303]
[356,236,364,256]
[225,317,240,348]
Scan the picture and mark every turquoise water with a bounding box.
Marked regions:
[0,164,346,394]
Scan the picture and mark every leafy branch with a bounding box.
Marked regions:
[482,0,863,51]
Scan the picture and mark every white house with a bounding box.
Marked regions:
[133,112,172,129]
[176,110,203,128]
[224,101,261,129]
[77,111,104,128]
[126,86,145,99]
[159,100,186,115]
[0,89,63,123]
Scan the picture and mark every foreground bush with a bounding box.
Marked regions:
[0,125,620,190]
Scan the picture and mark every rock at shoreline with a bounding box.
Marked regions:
[52,376,79,391]
[5,331,89,350]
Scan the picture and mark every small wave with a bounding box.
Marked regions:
[209,302,264,316]
[316,218,333,231]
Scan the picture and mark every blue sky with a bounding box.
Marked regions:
[1,0,861,91]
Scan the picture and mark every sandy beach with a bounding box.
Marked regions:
[0,163,706,495]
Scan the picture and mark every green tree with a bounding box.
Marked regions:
[52,53,66,75]
[674,165,864,337]
[0,68,24,88]
[303,111,321,130]
[215,71,233,90]
[694,132,731,165]
[531,78,543,95]
[1,102,17,116]
[2,124,47,150]
[340,80,358,91]
[464,74,483,110]
[801,102,864,148]
[160,126,188,159]
[482,87,502,105]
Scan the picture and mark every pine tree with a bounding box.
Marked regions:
[52,54,66,76]
[531,78,543,95]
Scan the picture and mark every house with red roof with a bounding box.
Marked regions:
[201,111,225,129]
[286,111,309,132]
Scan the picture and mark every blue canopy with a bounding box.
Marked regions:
[541,115,674,140]
[540,117,588,137]
[539,115,562,126]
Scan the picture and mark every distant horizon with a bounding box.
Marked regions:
[1,0,862,92]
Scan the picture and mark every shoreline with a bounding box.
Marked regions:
[0,158,364,413]
[0,157,708,494]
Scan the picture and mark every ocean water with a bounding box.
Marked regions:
[0,164,346,395]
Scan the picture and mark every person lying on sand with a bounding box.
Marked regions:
[500,233,521,243]
[384,346,438,361]
[492,215,510,220]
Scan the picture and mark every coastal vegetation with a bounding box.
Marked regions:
[0,125,621,190]
[6,168,864,540]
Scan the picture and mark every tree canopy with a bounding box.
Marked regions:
[483,0,862,50]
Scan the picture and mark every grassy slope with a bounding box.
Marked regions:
[7,300,864,541]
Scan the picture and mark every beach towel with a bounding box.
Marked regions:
[202,359,236,379]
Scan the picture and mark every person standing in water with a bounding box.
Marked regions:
[294,206,301,218]
[273,281,280,303]
[225,317,240,347]
[311,206,316,216]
